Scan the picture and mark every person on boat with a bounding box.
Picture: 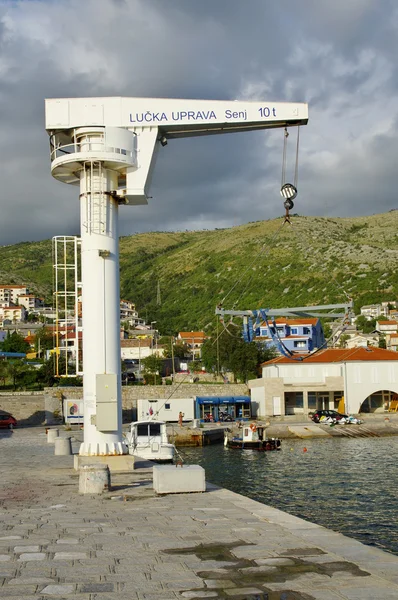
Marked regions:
[178,411,184,427]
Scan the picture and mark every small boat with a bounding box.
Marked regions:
[125,420,175,463]
[224,422,281,451]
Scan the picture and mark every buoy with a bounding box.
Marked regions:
[303,447,307,452]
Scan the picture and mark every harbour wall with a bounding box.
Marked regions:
[0,384,249,426]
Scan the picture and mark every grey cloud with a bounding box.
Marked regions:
[0,0,398,246]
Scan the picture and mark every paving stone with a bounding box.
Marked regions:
[56,538,79,544]
[13,545,40,553]
[180,592,218,598]
[0,585,39,596]
[8,576,55,585]
[53,551,88,559]
[238,565,278,573]
[254,557,295,566]
[337,587,398,599]
[203,579,236,588]
[224,587,264,596]
[18,552,46,561]
[79,582,114,592]
[0,554,11,561]
[41,583,75,595]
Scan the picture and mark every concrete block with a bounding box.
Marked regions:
[47,428,59,443]
[79,464,110,494]
[153,464,206,494]
[54,437,72,455]
[74,454,135,472]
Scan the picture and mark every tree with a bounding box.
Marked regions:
[34,327,54,356]
[201,329,277,382]
[0,331,30,354]
[338,334,350,348]
[356,316,377,334]
[161,337,189,359]
[188,360,203,373]
[0,360,8,388]
[141,354,163,385]
[6,360,31,390]
[38,356,66,387]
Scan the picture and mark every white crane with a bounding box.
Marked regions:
[45,96,308,458]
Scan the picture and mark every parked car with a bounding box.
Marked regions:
[311,409,362,425]
[311,410,348,423]
[0,412,17,429]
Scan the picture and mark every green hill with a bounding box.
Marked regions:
[1,211,398,334]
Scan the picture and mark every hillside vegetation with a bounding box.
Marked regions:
[1,211,398,335]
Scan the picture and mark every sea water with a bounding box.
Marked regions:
[181,435,398,555]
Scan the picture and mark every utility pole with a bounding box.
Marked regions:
[156,280,161,306]
[216,319,220,377]
[171,337,175,379]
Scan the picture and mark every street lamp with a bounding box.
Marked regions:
[151,321,157,353]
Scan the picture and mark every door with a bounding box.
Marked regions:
[272,396,282,416]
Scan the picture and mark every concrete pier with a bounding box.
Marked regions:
[1,427,398,599]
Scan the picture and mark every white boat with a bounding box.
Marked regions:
[125,420,175,463]
[224,422,281,451]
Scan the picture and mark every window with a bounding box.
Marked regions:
[295,392,303,408]
[149,423,161,436]
[308,393,317,408]
[165,404,171,410]
[294,341,307,348]
[303,327,310,335]
[137,424,149,436]
[291,328,297,334]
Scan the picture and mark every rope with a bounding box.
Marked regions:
[294,126,300,188]
[281,128,288,187]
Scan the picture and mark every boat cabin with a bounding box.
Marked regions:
[125,420,175,462]
[241,423,266,442]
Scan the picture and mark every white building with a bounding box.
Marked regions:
[360,304,388,320]
[137,398,194,422]
[386,333,398,353]
[17,295,44,311]
[345,334,379,349]
[249,347,398,417]
[0,285,28,304]
[0,304,26,325]
[376,320,398,334]
[177,331,206,359]
[120,338,164,360]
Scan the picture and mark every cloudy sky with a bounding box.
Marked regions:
[0,0,397,245]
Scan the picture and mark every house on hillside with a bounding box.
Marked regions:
[386,333,398,352]
[345,333,379,349]
[0,285,29,304]
[177,331,207,360]
[0,304,26,326]
[360,304,388,320]
[17,295,44,311]
[376,320,398,334]
[249,347,398,418]
[120,338,165,360]
[255,318,325,354]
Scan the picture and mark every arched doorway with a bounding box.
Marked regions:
[359,390,396,413]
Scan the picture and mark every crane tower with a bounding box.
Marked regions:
[45,96,308,458]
